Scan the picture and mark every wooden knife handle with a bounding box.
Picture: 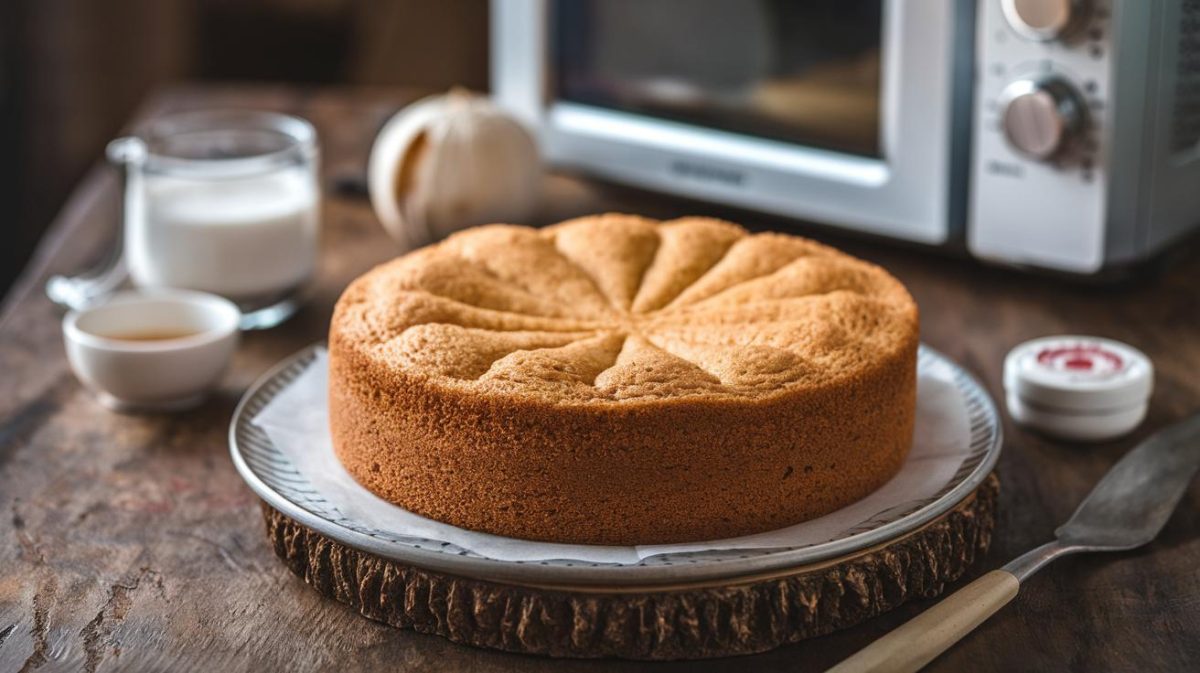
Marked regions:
[827,569,1020,673]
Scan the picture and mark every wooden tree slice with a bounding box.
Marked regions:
[262,472,998,660]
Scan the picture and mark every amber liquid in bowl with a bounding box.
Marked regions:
[107,329,200,342]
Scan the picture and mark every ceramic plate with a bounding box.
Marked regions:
[230,344,1001,586]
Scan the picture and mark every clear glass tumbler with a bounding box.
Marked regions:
[109,110,320,330]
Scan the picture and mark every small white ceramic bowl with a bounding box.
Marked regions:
[63,289,240,412]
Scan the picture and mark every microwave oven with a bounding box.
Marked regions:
[491,0,1200,275]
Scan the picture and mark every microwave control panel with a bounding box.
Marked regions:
[969,0,1113,272]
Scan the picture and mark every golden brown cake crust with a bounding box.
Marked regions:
[329,214,919,545]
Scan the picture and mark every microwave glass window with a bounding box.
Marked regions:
[555,0,884,158]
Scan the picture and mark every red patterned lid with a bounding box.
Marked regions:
[1003,335,1153,412]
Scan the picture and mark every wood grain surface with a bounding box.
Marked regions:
[0,85,1197,672]
[262,475,995,660]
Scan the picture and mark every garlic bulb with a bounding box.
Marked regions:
[368,90,542,248]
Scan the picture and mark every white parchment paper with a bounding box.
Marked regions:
[252,349,969,564]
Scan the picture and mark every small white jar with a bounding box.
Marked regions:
[110,110,320,330]
[1003,335,1154,442]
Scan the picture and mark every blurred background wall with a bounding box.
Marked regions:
[0,0,489,297]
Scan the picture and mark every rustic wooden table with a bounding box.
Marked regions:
[1,86,1198,672]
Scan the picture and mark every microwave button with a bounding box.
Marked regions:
[999,78,1087,160]
[1002,0,1090,41]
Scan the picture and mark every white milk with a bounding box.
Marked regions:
[126,169,319,303]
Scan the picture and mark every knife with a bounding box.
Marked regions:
[828,412,1200,673]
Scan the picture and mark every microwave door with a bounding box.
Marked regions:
[493,0,967,245]
[556,0,884,160]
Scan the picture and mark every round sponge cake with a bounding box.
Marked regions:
[329,214,919,545]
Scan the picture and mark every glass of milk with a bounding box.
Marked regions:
[111,110,320,329]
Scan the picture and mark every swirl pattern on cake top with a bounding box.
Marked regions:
[334,214,915,403]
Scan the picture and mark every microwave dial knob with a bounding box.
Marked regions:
[1002,0,1090,41]
[999,78,1086,160]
